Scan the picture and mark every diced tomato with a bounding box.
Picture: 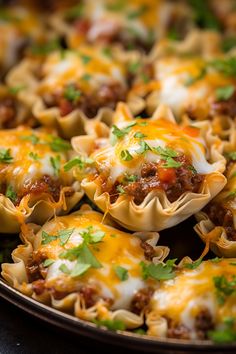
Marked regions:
[59,99,74,117]
[158,167,176,184]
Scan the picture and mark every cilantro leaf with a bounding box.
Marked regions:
[59,263,71,274]
[183,258,202,269]
[216,85,235,101]
[162,157,182,168]
[80,54,92,64]
[134,132,147,139]
[70,262,91,277]
[213,275,236,305]
[30,39,61,56]
[208,318,236,343]
[136,141,152,154]
[58,228,74,246]
[140,259,177,281]
[185,67,207,86]
[5,185,17,202]
[93,319,125,331]
[43,259,54,267]
[0,149,13,163]
[210,58,236,77]
[111,122,136,139]
[123,174,138,183]
[29,152,40,161]
[21,134,39,145]
[64,156,94,171]
[120,149,133,161]
[49,136,71,152]
[117,185,125,194]
[114,266,129,281]
[8,85,26,95]
[50,155,61,176]
[127,4,148,19]
[64,85,81,102]
[41,231,58,245]
[65,4,84,20]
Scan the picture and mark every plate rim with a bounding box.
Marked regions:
[1,279,236,352]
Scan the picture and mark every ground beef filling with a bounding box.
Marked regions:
[204,202,236,241]
[43,82,127,118]
[195,309,214,340]
[211,91,236,118]
[101,155,203,205]
[131,287,154,315]
[0,97,17,129]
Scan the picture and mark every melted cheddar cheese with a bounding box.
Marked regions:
[0,127,71,196]
[90,117,217,183]
[150,259,236,339]
[34,210,148,310]
[152,56,236,119]
[38,46,127,95]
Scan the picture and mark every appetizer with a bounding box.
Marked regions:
[71,103,226,231]
[1,207,168,329]
[0,126,83,233]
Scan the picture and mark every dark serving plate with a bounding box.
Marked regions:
[0,217,236,354]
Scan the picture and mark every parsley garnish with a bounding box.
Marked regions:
[50,155,61,176]
[21,134,39,145]
[226,151,236,161]
[6,185,17,202]
[117,185,125,194]
[102,47,112,58]
[93,319,125,331]
[64,85,81,102]
[80,54,92,64]
[188,0,221,30]
[0,149,13,163]
[105,0,125,12]
[183,258,202,269]
[134,132,146,139]
[123,174,137,183]
[58,229,75,246]
[136,141,152,154]
[120,149,133,161]
[222,37,236,52]
[216,85,235,101]
[8,85,26,95]
[185,67,207,86]
[49,136,71,152]
[29,152,39,161]
[111,122,136,139]
[128,61,141,74]
[210,57,236,77]
[59,263,71,274]
[211,257,222,263]
[208,317,236,343]
[153,146,182,169]
[81,73,91,81]
[64,156,94,171]
[140,259,177,281]
[213,275,236,305]
[64,4,84,20]
[127,4,148,19]
[41,231,57,245]
[114,266,129,281]
[43,259,54,267]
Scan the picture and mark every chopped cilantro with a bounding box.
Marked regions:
[216,85,235,101]
[30,39,61,56]
[6,185,17,202]
[114,266,129,281]
[188,0,221,30]
[111,122,136,139]
[105,0,126,12]
[93,319,125,331]
[213,275,236,305]
[80,54,92,64]
[64,85,81,102]
[29,152,39,161]
[210,57,236,77]
[50,155,61,176]
[128,61,141,74]
[41,231,58,245]
[43,259,54,267]
[208,317,236,343]
[64,4,83,20]
[64,156,94,171]
[21,134,39,145]
[70,262,91,277]
[49,136,71,152]
[58,228,74,246]
[102,47,112,58]
[134,132,146,139]
[140,259,177,281]
[8,85,26,95]
[211,257,223,263]
[81,73,92,81]
[123,174,137,183]
[136,141,152,154]
[226,151,236,161]
[183,258,202,269]
[185,67,207,86]
[117,185,125,194]
[0,148,13,163]
[120,149,133,161]
[59,263,71,274]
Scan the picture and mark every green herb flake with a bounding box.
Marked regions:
[93,319,125,331]
[128,61,141,74]
[50,155,61,176]
[136,141,152,155]
[64,156,94,171]
[59,263,71,275]
[189,0,221,30]
[30,39,61,56]
[0,148,13,163]
[105,0,126,12]
[222,37,236,53]
[81,73,92,81]
[43,259,54,267]
[134,132,146,139]
[64,85,81,102]
[71,262,91,277]
[59,228,75,246]
[6,185,17,202]
[111,122,136,139]
[29,152,40,161]
[211,257,223,263]
[213,275,236,305]
[162,157,182,169]
[185,67,207,86]
[140,259,177,281]
[208,317,236,343]
[226,151,236,161]
[114,266,129,281]
[102,47,112,58]
[117,185,125,194]
[21,134,39,145]
[210,57,236,77]
[123,174,138,183]
[41,231,58,245]
[216,85,235,101]
[80,54,92,64]
[49,136,71,152]
[8,85,26,95]
[120,149,133,161]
